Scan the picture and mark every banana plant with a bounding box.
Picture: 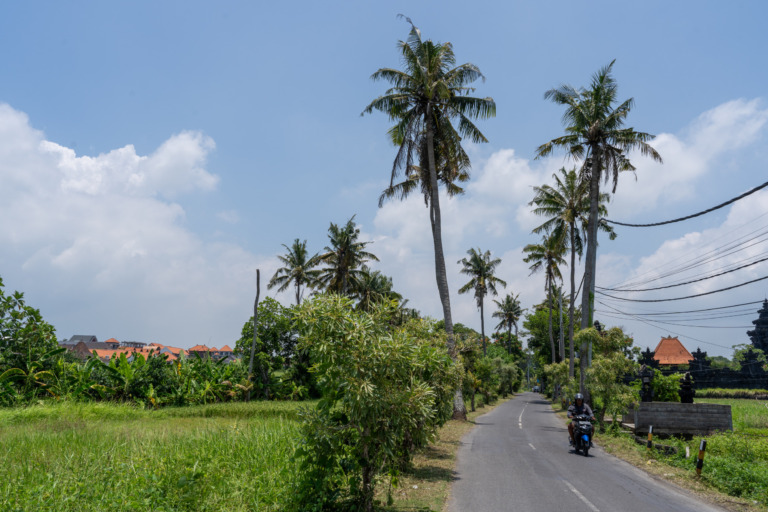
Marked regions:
[2,347,66,401]
[103,352,150,401]
[43,357,105,401]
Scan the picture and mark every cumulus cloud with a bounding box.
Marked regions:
[611,99,768,218]
[0,103,256,347]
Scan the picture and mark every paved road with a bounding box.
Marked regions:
[447,392,727,512]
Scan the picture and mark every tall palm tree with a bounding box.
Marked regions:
[458,248,507,357]
[535,61,662,339]
[267,239,322,305]
[317,216,379,296]
[529,167,616,377]
[364,18,495,420]
[492,293,523,355]
[378,128,471,207]
[523,234,566,364]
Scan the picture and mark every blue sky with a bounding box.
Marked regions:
[1,1,767,358]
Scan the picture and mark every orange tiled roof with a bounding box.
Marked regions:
[220,345,233,352]
[104,338,120,344]
[653,336,693,365]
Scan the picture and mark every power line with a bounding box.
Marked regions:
[604,180,768,227]
[597,255,768,292]
[596,275,768,302]
[596,300,735,350]
[596,311,753,329]
[604,211,768,290]
[590,299,764,316]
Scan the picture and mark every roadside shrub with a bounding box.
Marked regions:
[291,295,457,512]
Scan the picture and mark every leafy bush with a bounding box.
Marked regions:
[291,295,457,512]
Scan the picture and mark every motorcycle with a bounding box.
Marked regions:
[572,413,593,456]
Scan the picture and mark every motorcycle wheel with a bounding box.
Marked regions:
[583,446,589,457]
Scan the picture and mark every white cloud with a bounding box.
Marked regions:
[0,103,254,347]
[611,99,768,218]
[217,210,240,223]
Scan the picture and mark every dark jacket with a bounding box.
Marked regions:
[567,402,593,418]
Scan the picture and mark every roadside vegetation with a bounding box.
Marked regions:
[2,16,768,512]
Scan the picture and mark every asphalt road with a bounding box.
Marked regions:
[447,392,727,512]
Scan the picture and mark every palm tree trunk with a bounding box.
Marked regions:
[507,324,512,355]
[580,149,601,394]
[558,291,564,362]
[547,278,555,364]
[480,298,486,357]
[426,104,466,420]
[568,223,576,380]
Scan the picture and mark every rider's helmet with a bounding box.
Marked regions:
[574,393,584,403]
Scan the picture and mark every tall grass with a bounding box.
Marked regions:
[647,398,768,507]
[0,401,305,511]
[697,398,768,434]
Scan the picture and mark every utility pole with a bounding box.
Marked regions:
[247,269,260,401]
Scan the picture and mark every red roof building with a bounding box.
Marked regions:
[652,336,693,366]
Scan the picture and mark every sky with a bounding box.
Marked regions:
[1,1,767,358]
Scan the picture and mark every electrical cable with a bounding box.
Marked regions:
[596,275,768,302]
[596,300,735,350]
[596,311,753,329]
[604,180,768,227]
[589,299,764,316]
[597,255,768,292]
[604,211,768,290]
[608,229,768,290]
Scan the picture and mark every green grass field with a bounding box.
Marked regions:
[637,398,768,508]
[0,401,305,511]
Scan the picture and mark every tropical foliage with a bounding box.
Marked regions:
[457,248,506,356]
[364,18,495,420]
[536,60,662,335]
[523,233,566,363]
[291,294,457,512]
[268,239,322,305]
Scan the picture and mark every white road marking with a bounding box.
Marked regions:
[518,402,527,429]
[528,443,536,450]
[564,481,600,512]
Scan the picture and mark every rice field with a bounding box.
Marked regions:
[0,401,305,511]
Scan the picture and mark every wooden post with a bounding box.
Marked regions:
[696,439,707,476]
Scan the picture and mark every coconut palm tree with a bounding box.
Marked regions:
[378,128,471,207]
[535,61,662,338]
[492,293,523,355]
[529,167,615,377]
[317,216,379,296]
[523,234,566,364]
[355,266,402,312]
[267,239,322,305]
[364,18,495,420]
[458,248,507,357]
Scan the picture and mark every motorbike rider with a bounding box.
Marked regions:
[567,393,596,446]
